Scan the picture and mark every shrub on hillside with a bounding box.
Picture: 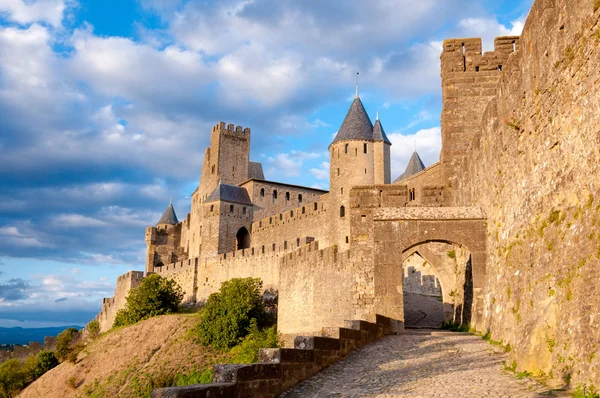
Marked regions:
[0,359,28,398]
[113,274,184,328]
[230,320,279,363]
[33,351,59,379]
[87,319,100,340]
[55,328,81,363]
[196,278,272,350]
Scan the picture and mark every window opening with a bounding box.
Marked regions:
[340,206,345,217]
[364,143,367,153]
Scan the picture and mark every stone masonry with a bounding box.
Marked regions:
[95,0,600,389]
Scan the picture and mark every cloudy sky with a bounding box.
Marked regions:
[0,0,530,328]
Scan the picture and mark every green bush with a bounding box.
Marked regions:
[113,274,184,328]
[33,351,59,379]
[574,384,600,398]
[196,278,271,350]
[441,320,471,332]
[55,328,80,362]
[0,359,27,398]
[87,319,100,339]
[230,320,279,364]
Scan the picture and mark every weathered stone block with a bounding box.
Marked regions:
[294,336,340,351]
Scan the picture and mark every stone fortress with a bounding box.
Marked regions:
[96,0,600,388]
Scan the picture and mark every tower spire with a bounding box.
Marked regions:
[376,111,379,120]
[355,72,359,98]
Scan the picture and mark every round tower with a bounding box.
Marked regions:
[328,92,391,248]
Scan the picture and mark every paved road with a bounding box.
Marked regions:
[279,330,564,398]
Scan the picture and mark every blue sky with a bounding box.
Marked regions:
[0,0,531,328]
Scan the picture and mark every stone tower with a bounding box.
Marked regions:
[329,94,391,248]
[144,202,183,273]
[198,122,251,202]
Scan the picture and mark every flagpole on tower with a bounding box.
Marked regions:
[355,72,359,98]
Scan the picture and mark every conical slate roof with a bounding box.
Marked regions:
[205,184,252,205]
[331,97,374,144]
[157,203,179,225]
[394,151,426,182]
[372,119,392,145]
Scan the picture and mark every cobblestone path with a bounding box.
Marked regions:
[279,330,565,398]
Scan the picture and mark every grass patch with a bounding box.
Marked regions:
[574,384,600,398]
[441,321,472,332]
[447,250,456,259]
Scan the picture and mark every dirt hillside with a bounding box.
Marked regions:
[19,314,231,398]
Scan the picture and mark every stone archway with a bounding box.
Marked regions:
[370,207,487,330]
[236,227,251,250]
[401,242,473,328]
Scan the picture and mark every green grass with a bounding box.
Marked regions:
[441,321,472,332]
[574,384,599,398]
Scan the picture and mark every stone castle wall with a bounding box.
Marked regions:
[451,0,600,387]
[394,162,444,206]
[96,271,144,331]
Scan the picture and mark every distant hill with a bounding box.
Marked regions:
[0,326,82,346]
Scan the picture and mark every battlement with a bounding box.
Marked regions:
[252,199,325,232]
[442,36,520,73]
[212,121,251,136]
[116,270,144,283]
[154,257,198,276]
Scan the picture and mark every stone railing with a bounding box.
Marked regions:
[151,315,396,398]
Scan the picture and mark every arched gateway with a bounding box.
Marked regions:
[236,227,251,250]
[368,206,487,330]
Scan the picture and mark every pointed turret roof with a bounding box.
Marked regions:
[331,97,374,144]
[157,202,179,225]
[372,118,392,145]
[394,151,426,182]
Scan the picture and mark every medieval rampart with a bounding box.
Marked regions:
[96,271,144,331]
[450,0,600,387]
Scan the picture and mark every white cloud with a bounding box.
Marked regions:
[457,17,526,51]
[265,150,323,178]
[0,225,51,248]
[0,0,68,27]
[388,126,442,180]
[309,162,330,180]
[53,214,107,228]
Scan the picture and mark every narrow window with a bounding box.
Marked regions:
[229,205,234,213]
[272,243,276,251]
[475,66,480,72]
[297,238,300,246]
[259,221,262,227]
[298,194,302,203]
[364,143,367,153]
[262,245,265,254]
[337,168,340,176]
[314,202,318,211]
[279,214,282,220]
[341,187,344,194]
[512,40,516,52]
[285,192,290,201]
[251,248,254,255]
[365,168,367,174]
[345,236,349,243]
[290,210,294,217]
[273,190,277,203]
[269,217,272,224]
[340,206,345,217]
[462,42,465,54]
[361,215,366,222]
[260,188,265,197]
[302,206,306,214]
[242,207,247,215]
[344,144,348,154]
[498,65,502,71]
[355,148,357,156]
[211,165,215,174]
[233,166,235,172]
[210,205,214,212]
[284,241,287,249]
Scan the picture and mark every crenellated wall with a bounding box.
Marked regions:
[96,271,144,331]
[450,0,600,387]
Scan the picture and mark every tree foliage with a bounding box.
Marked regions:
[230,320,279,363]
[55,328,80,363]
[87,319,100,340]
[0,359,27,398]
[113,274,184,328]
[33,351,59,379]
[196,278,271,350]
